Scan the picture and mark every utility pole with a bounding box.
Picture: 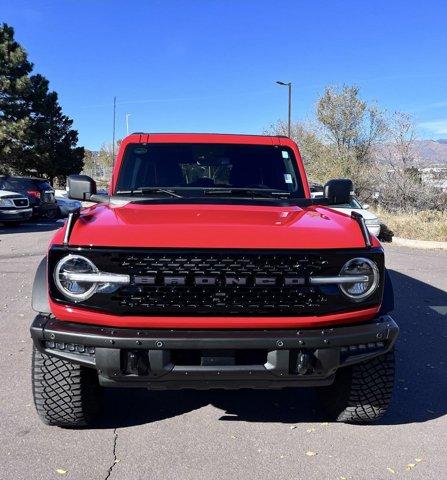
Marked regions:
[112,96,116,167]
[125,113,131,135]
[276,81,292,137]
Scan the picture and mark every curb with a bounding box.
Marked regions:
[391,237,447,250]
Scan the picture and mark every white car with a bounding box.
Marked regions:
[330,197,381,237]
[55,194,82,217]
[311,192,381,237]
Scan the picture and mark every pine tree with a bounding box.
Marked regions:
[20,74,84,184]
[0,23,33,172]
[0,23,84,183]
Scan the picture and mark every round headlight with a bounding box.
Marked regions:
[339,257,379,301]
[54,255,98,301]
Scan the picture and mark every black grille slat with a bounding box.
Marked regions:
[12,198,29,207]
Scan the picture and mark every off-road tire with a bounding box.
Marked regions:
[318,349,395,423]
[32,346,102,427]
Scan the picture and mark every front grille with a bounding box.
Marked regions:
[13,198,29,208]
[49,247,384,317]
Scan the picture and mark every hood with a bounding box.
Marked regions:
[0,189,23,198]
[55,203,378,249]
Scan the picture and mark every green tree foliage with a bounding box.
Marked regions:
[19,74,84,184]
[0,22,32,172]
[0,24,83,183]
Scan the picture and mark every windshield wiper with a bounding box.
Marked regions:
[115,188,183,198]
[203,188,291,198]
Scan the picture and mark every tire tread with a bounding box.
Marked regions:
[32,346,101,427]
[318,349,395,423]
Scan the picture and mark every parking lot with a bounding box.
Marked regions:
[1,219,446,480]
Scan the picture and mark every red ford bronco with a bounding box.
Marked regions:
[30,133,398,427]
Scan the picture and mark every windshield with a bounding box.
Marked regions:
[115,143,305,197]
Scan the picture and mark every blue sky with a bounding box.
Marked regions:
[3,0,447,149]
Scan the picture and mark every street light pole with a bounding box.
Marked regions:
[276,81,292,137]
[112,96,116,167]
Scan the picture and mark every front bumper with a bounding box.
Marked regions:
[0,208,33,222]
[31,315,398,390]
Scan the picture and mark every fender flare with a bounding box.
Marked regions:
[379,268,394,315]
[32,257,50,314]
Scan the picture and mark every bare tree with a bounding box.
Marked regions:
[377,112,444,212]
[265,86,445,213]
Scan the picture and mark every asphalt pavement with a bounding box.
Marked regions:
[1,219,446,480]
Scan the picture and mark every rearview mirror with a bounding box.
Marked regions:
[68,175,97,201]
[324,179,353,205]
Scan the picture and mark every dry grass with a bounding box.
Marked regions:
[375,209,447,242]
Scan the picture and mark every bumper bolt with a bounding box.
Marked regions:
[49,333,55,340]
[376,332,383,339]
[136,340,142,345]
[156,341,163,348]
[298,340,305,345]
[276,340,284,348]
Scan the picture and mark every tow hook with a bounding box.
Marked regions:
[296,352,311,375]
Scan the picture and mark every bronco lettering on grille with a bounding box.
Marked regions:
[133,275,305,286]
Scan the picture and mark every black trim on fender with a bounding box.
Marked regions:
[351,211,372,248]
[32,257,50,314]
[379,268,394,315]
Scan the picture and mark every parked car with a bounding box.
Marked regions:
[30,133,397,427]
[311,188,381,237]
[55,195,81,217]
[0,189,33,225]
[331,197,381,237]
[0,176,59,219]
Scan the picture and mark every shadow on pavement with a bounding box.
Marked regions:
[93,268,446,428]
[0,218,63,234]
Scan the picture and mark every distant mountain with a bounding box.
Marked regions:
[413,139,447,165]
[373,139,447,166]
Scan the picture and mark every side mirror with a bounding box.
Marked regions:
[324,179,353,205]
[68,174,97,201]
[363,203,370,210]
